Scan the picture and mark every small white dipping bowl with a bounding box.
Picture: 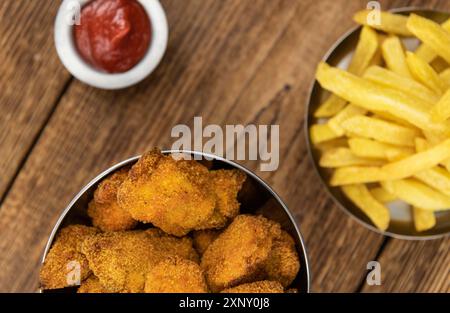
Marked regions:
[54,0,169,90]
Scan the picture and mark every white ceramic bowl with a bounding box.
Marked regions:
[54,0,169,90]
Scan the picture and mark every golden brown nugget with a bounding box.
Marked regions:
[145,228,199,263]
[263,231,300,288]
[40,225,99,290]
[221,281,284,293]
[144,256,208,293]
[81,231,167,292]
[88,169,137,232]
[201,215,281,292]
[117,150,216,236]
[192,229,221,255]
[78,276,107,293]
[197,169,246,229]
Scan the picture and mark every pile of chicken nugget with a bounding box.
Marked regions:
[40,149,300,293]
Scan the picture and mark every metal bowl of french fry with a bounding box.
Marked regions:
[306,8,450,239]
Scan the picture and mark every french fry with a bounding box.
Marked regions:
[363,65,439,103]
[353,10,412,36]
[430,89,450,123]
[415,18,450,63]
[407,14,450,65]
[311,12,450,232]
[405,51,447,95]
[341,184,390,230]
[341,116,419,147]
[413,207,436,232]
[381,36,411,78]
[421,131,450,171]
[348,26,380,76]
[330,166,386,186]
[319,147,384,168]
[381,139,450,180]
[422,129,446,145]
[315,137,348,151]
[327,104,367,136]
[349,138,414,161]
[381,179,450,210]
[314,26,379,118]
[414,166,450,197]
[314,94,347,118]
[315,62,450,134]
[370,187,397,203]
[310,123,339,144]
[415,137,429,152]
[413,137,450,196]
[372,111,418,129]
[439,68,450,86]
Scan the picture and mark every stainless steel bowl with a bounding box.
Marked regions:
[306,8,450,240]
[41,150,311,292]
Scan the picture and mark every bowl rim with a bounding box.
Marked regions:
[54,0,169,90]
[304,7,450,240]
[41,150,311,292]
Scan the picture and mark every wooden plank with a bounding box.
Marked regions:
[0,1,71,198]
[0,0,301,292]
[1,0,449,293]
[362,0,450,294]
[362,239,449,292]
[212,0,387,292]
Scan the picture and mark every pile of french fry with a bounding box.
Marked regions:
[311,10,450,232]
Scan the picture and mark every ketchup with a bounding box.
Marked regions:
[74,0,152,73]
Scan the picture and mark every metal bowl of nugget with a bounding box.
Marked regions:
[40,149,311,293]
[306,8,450,239]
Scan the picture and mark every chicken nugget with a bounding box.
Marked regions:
[192,229,221,255]
[201,215,281,292]
[196,169,246,229]
[221,280,284,293]
[78,275,107,293]
[145,228,199,263]
[88,169,137,232]
[40,225,99,290]
[117,149,216,236]
[81,231,166,292]
[263,231,300,288]
[144,256,208,293]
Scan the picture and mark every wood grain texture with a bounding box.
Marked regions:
[0,0,301,292]
[0,0,448,293]
[0,0,71,199]
[208,0,387,292]
[362,239,449,292]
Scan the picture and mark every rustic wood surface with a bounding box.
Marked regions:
[0,0,448,292]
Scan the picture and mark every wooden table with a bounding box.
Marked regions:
[0,0,448,293]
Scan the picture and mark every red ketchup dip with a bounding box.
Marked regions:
[74,0,152,73]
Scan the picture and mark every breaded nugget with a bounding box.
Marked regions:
[192,229,221,255]
[145,228,199,263]
[196,169,246,229]
[78,276,107,293]
[40,225,99,290]
[117,149,216,236]
[221,281,284,293]
[201,215,281,292]
[88,169,137,232]
[263,230,300,287]
[144,256,208,293]
[81,231,167,292]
